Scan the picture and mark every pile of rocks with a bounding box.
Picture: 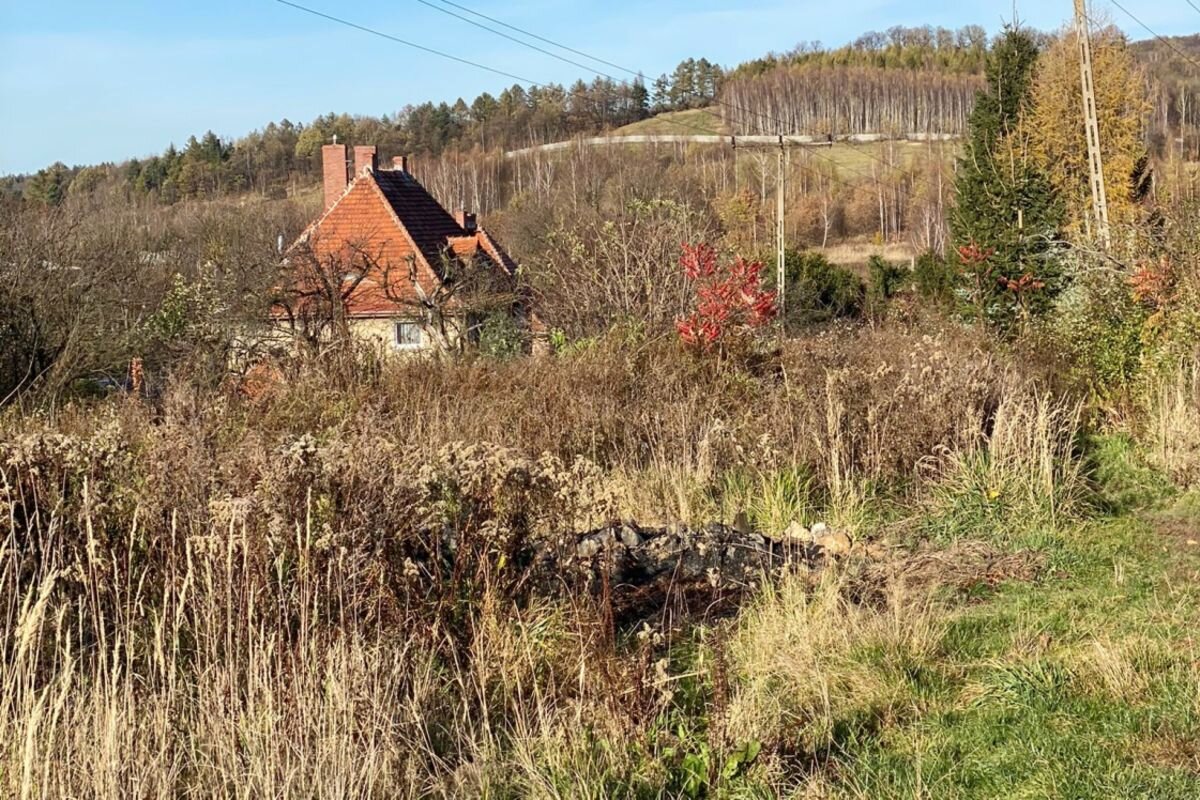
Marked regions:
[529,518,854,624]
[781,520,854,556]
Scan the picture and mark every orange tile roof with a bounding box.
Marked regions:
[289,166,518,318]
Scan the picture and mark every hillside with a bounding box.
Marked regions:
[7,24,1197,208]
[1132,33,1200,82]
[613,107,731,136]
[9,24,1200,221]
[0,25,1051,203]
[1132,34,1200,154]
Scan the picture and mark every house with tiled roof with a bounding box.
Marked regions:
[277,142,531,352]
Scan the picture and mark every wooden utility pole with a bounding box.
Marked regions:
[776,136,786,318]
[1074,0,1111,247]
[731,135,830,324]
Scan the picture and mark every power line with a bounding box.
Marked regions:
[413,0,622,81]
[277,0,955,271]
[727,2,1200,196]
[434,0,642,78]
[426,1,1193,245]
[274,0,944,206]
[423,0,956,195]
[1106,0,1200,72]
[274,0,885,185]
[409,0,890,183]
[839,1,1200,201]
[422,0,902,175]
[274,0,544,86]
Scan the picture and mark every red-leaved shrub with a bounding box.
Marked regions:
[675,243,776,351]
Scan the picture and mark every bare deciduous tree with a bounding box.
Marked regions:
[532,198,719,336]
[380,249,520,351]
[272,235,379,351]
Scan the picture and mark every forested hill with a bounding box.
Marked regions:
[714,26,992,136]
[729,24,994,77]
[4,25,1196,207]
[2,52,724,206]
[1132,34,1200,153]
[717,27,1199,139]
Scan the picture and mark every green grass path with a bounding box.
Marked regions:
[833,510,1200,799]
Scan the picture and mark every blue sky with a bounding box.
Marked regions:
[1,1,1196,175]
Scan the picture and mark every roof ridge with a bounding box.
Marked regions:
[475,227,518,276]
[371,169,471,276]
[361,171,443,281]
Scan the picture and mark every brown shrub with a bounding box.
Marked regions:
[0,316,1045,797]
[3,319,1007,552]
[1,318,1008,647]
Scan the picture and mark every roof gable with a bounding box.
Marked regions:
[475,227,518,276]
[289,165,519,317]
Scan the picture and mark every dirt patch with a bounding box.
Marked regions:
[1137,734,1200,776]
[1148,511,1200,549]
[846,540,1046,607]
[1144,507,1200,582]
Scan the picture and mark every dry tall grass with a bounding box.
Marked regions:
[723,571,942,755]
[926,382,1085,536]
[0,502,648,798]
[1,326,1058,797]
[1144,357,1200,487]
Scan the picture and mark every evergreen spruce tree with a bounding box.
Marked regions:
[631,74,650,120]
[651,74,671,113]
[23,162,72,206]
[951,25,1062,327]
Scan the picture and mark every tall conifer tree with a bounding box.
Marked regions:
[951,25,1062,326]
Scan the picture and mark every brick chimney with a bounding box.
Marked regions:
[354,145,377,175]
[454,209,477,233]
[322,143,349,211]
[392,155,410,173]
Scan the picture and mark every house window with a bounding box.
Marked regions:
[393,321,422,349]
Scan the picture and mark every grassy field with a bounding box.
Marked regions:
[610,108,957,179]
[637,426,1200,797]
[3,335,1199,797]
[695,521,1200,797]
[796,140,953,177]
[613,107,731,136]
[790,500,1200,797]
[822,240,919,273]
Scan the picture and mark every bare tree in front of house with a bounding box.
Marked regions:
[379,250,519,352]
[533,198,717,337]
[272,234,379,352]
